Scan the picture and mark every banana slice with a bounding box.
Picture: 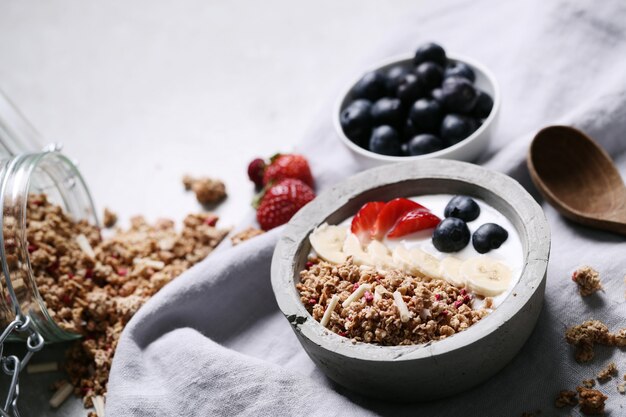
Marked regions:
[461,256,512,297]
[309,224,348,264]
[392,246,420,275]
[439,256,465,287]
[343,233,373,265]
[367,240,395,270]
[390,246,442,279]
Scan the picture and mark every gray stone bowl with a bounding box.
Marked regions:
[271,159,550,401]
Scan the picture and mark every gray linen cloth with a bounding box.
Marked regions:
[107,0,626,415]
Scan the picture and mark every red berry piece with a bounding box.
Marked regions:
[372,198,427,240]
[262,154,314,188]
[256,178,315,231]
[247,158,266,189]
[387,208,441,238]
[351,201,385,244]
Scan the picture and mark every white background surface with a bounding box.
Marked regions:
[0,0,423,231]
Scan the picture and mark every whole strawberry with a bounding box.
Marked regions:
[247,158,266,189]
[256,178,315,230]
[263,154,314,188]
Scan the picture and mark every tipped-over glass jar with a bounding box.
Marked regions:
[0,91,98,343]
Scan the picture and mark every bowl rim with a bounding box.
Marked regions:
[333,53,501,162]
[271,159,550,362]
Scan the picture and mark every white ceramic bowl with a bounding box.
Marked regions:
[271,160,549,401]
[335,54,500,168]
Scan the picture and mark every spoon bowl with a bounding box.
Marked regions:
[528,125,626,235]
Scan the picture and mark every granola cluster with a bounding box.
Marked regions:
[230,227,264,246]
[572,266,603,296]
[297,259,491,345]
[565,320,626,362]
[554,389,578,408]
[12,194,228,409]
[596,362,618,382]
[182,175,227,205]
[577,387,608,415]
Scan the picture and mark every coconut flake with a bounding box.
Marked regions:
[49,381,73,408]
[93,395,105,417]
[75,234,96,258]
[342,283,371,308]
[27,361,58,374]
[393,291,412,323]
[133,258,165,270]
[320,295,340,328]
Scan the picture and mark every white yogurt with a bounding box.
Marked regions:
[338,194,524,307]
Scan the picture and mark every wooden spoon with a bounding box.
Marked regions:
[528,125,626,236]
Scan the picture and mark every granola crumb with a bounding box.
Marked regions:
[576,386,607,415]
[555,390,578,408]
[182,175,226,205]
[102,208,118,228]
[597,362,618,382]
[582,378,596,388]
[618,382,626,394]
[571,266,602,296]
[230,227,264,246]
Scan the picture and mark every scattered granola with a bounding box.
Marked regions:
[582,378,596,388]
[230,227,264,246]
[618,382,626,394]
[571,266,602,296]
[102,208,118,228]
[564,320,626,362]
[17,194,228,411]
[182,175,227,205]
[297,258,490,345]
[597,362,618,382]
[555,389,578,408]
[576,387,607,415]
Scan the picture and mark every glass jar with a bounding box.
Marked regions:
[0,90,98,343]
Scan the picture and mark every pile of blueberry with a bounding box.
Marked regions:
[340,42,493,157]
[432,195,508,253]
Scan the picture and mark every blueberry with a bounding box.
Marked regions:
[406,134,445,156]
[471,90,494,119]
[430,88,444,104]
[371,98,404,127]
[409,99,442,133]
[369,126,402,156]
[444,62,475,82]
[440,114,478,145]
[340,100,373,146]
[472,223,509,254]
[441,77,478,113]
[396,73,425,104]
[415,62,443,90]
[432,217,470,253]
[444,195,480,222]
[413,42,447,67]
[385,65,410,94]
[352,71,387,101]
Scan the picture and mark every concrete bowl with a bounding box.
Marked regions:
[334,53,500,168]
[270,159,550,401]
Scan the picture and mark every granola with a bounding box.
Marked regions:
[555,389,578,408]
[102,208,118,228]
[182,175,227,205]
[297,258,490,345]
[597,362,617,382]
[15,194,228,410]
[564,320,625,362]
[576,387,607,415]
[582,378,596,388]
[230,227,264,246]
[571,266,602,296]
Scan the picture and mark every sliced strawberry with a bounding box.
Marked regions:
[351,201,385,243]
[387,209,441,238]
[372,198,427,240]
